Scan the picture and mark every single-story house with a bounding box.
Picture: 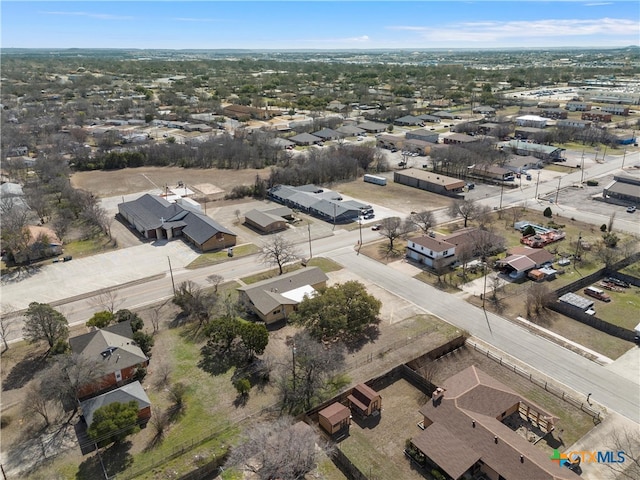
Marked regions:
[500,140,565,162]
[318,402,351,435]
[432,111,458,120]
[357,121,388,133]
[270,137,296,150]
[409,366,575,480]
[515,115,547,128]
[603,174,640,205]
[496,246,554,279]
[118,194,236,251]
[469,164,513,181]
[394,115,424,126]
[394,168,465,197]
[514,126,545,139]
[312,128,343,141]
[472,106,496,115]
[417,114,441,123]
[504,155,543,174]
[444,133,479,145]
[405,129,439,144]
[376,134,404,150]
[11,225,63,264]
[237,267,328,324]
[244,209,288,234]
[222,104,274,120]
[70,321,149,400]
[406,235,456,268]
[80,380,151,429]
[348,383,382,417]
[269,185,362,224]
[336,125,366,137]
[289,133,323,146]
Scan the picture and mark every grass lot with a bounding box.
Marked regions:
[240,257,343,284]
[544,164,578,174]
[185,243,260,269]
[620,261,640,278]
[580,283,640,331]
[63,234,117,258]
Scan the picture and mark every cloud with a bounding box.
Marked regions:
[38,11,133,21]
[584,2,613,6]
[388,18,638,42]
[344,35,370,43]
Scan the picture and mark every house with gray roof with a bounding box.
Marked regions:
[312,128,343,141]
[417,114,441,123]
[237,267,328,323]
[357,121,388,133]
[394,115,424,126]
[70,321,149,400]
[244,209,288,234]
[500,140,564,162]
[405,129,439,144]
[290,132,323,146]
[336,125,366,137]
[118,194,236,251]
[269,185,361,223]
[80,380,151,431]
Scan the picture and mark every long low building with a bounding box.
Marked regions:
[394,168,465,197]
[603,174,640,205]
[269,185,366,223]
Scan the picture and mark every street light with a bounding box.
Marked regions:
[535,170,541,199]
[357,216,363,255]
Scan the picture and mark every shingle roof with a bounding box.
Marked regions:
[182,211,235,244]
[290,133,323,144]
[312,128,343,139]
[119,194,183,231]
[244,209,286,229]
[411,236,455,253]
[336,125,366,136]
[80,381,150,427]
[237,267,328,315]
[413,366,574,480]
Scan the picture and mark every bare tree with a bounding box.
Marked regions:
[154,362,172,390]
[24,380,53,427]
[259,234,299,275]
[206,274,224,293]
[90,289,122,314]
[457,243,474,279]
[475,204,493,229]
[605,427,640,480]
[525,284,556,319]
[225,416,327,480]
[594,242,622,268]
[409,210,436,234]
[380,216,413,251]
[173,281,218,329]
[608,211,616,232]
[0,304,16,353]
[449,199,479,228]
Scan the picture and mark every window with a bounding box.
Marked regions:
[273,309,281,315]
[443,250,448,255]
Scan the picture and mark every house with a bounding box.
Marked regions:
[336,125,366,137]
[118,194,236,252]
[504,155,543,174]
[514,126,545,139]
[565,101,591,112]
[80,381,151,429]
[406,235,456,268]
[357,121,388,133]
[394,115,424,126]
[237,267,328,324]
[244,209,288,234]
[69,321,149,400]
[496,246,555,279]
[376,134,404,150]
[539,108,567,120]
[405,129,439,144]
[318,402,351,435]
[409,366,577,480]
[515,115,547,128]
[289,133,323,146]
[444,133,479,145]
[347,383,382,417]
[12,226,63,264]
[0,182,29,211]
[432,111,458,120]
[269,185,363,223]
[472,106,496,115]
[581,112,611,122]
[442,227,505,257]
[270,137,296,150]
[394,168,465,197]
[500,140,565,162]
[312,128,343,141]
[469,164,513,182]
[603,174,640,205]
[222,104,274,120]
[417,114,441,123]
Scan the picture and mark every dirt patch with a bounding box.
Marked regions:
[71,166,272,198]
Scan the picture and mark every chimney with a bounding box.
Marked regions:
[494,436,498,444]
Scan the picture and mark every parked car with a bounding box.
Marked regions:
[626,206,636,213]
[466,183,475,190]
[584,286,611,302]
[364,213,375,219]
[63,255,73,262]
[371,224,382,231]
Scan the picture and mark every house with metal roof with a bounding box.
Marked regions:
[603,174,640,205]
[118,194,236,252]
[409,366,577,480]
[237,267,328,323]
[70,321,149,400]
[394,168,465,197]
[500,140,565,162]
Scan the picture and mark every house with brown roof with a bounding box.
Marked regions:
[442,227,506,257]
[237,267,328,324]
[409,366,577,480]
[394,168,465,197]
[496,246,555,279]
[12,225,63,263]
[348,383,381,417]
[70,322,149,400]
[406,235,456,268]
[244,209,288,234]
[318,402,351,435]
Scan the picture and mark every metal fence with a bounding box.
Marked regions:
[466,340,601,422]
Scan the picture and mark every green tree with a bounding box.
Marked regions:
[115,309,144,332]
[204,316,240,351]
[234,377,251,398]
[133,331,154,357]
[543,207,553,218]
[88,401,141,447]
[86,311,115,329]
[238,322,269,358]
[23,302,69,351]
[291,281,381,343]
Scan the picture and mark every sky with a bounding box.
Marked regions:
[1,1,639,50]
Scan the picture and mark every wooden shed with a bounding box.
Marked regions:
[348,383,382,417]
[318,402,351,435]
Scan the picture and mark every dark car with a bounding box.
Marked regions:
[63,255,73,262]
[371,224,382,231]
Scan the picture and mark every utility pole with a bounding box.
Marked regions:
[580,150,585,184]
[307,221,313,259]
[291,343,297,394]
[535,170,541,199]
[357,216,363,255]
[555,176,561,204]
[167,256,176,295]
[482,257,488,309]
[499,180,504,209]
[621,147,627,170]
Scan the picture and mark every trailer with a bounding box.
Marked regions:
[363,174,387,186]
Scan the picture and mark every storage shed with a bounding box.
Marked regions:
[348,383,382,417]
[318,403,351,435]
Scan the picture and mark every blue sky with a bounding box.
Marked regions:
[2,1,639,49]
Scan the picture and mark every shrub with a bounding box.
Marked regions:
[586,180,599,186]
[522,225,536,237]
[600,224,607,232]
[543,207,553,218]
